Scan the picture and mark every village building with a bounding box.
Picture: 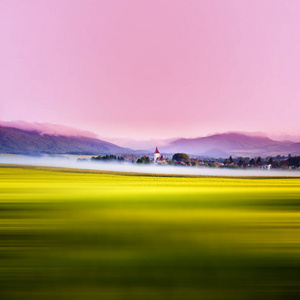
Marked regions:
[153,147,166,165]
[260,164,272,170]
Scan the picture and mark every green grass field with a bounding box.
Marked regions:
[1,165,300,299]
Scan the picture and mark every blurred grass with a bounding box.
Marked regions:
[0,165,300,299]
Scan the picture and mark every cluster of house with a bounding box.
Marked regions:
[87,148,296,169]
[153,147,273,170]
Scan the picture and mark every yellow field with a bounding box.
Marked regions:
[1,165,300,299]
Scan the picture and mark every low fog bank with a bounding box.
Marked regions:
[0,155,299,177]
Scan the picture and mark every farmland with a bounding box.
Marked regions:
[1,165,300,299]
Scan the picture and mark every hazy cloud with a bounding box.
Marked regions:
[0,121,97,138]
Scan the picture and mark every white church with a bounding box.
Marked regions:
[153,147,166,164]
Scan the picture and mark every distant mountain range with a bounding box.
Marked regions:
[1,125,300,158]
[0,126,133,155]
[160,133,300,157]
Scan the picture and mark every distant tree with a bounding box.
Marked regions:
[249,158,255,166]
[100,155,117,161]
[91,155,120,162]
[137,156,150,164]
[272,160,280,168]
[256,157,262,166]
[280,160,289,169]
[288,156,300,168]
[268,157,273,165]
[241,161,248,168]
[172,153,191,163]
[91,155,102,161]
[191,161,199,167]
[238,159,248,167]
[210,162,218,168]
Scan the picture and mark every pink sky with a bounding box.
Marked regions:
[1,0,300,139]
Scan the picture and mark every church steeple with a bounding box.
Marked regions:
[154,147,161,163]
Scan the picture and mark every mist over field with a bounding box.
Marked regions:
[0,154,299,177]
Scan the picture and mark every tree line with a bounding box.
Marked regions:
[86,153,300,169]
